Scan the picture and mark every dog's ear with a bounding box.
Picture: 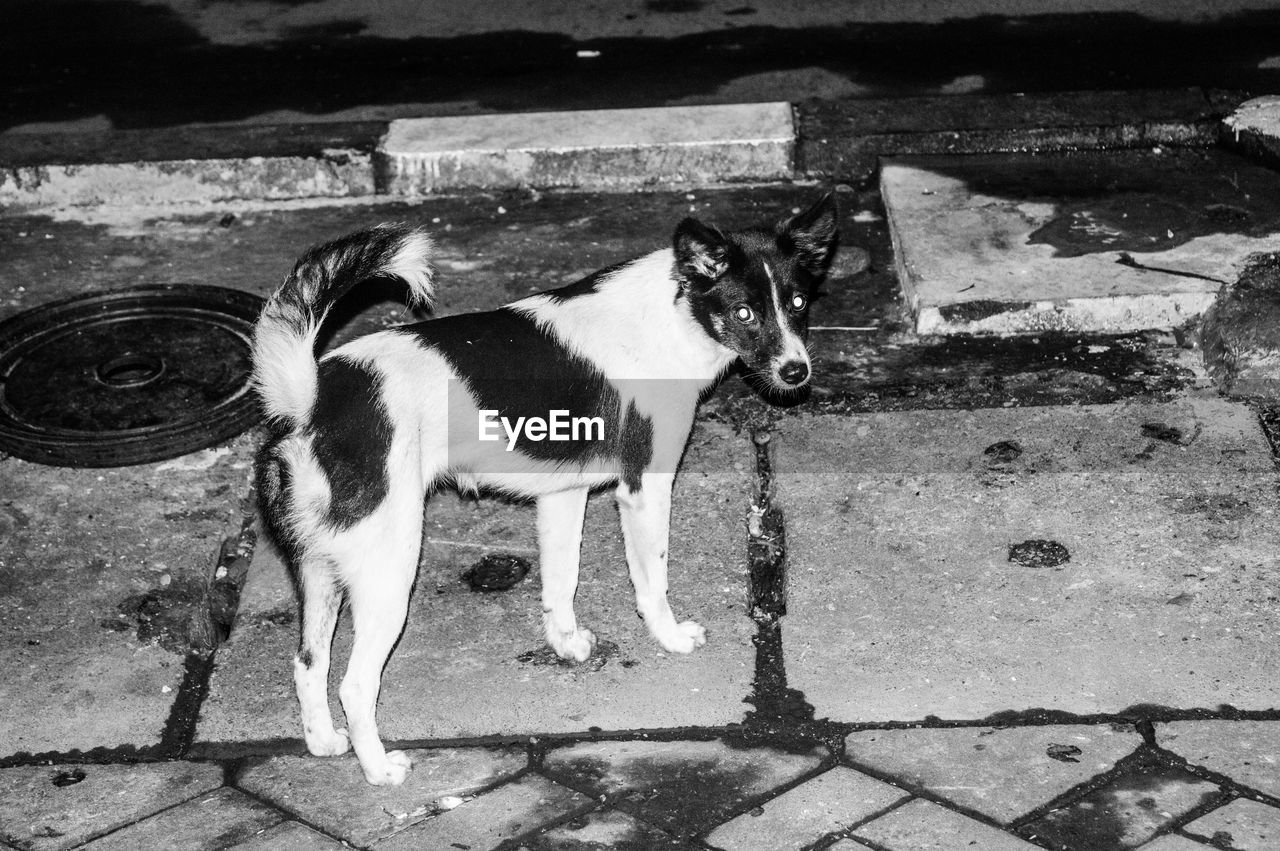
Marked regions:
[674,217,729,286]
[782,193,840,278]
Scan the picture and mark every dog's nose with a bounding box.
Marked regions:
[778,361,810,386]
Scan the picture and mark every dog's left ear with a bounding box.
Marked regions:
[674,217,729,286]
[781,193,840,278]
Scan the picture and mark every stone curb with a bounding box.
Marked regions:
[0,88,1240,211]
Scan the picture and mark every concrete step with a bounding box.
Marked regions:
[880,148,1280,335]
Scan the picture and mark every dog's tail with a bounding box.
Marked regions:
[253,223,435,425]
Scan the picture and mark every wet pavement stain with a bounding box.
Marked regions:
[1009,539,1071,569]
[1019,751,1224,850]
[462,552,531,591]
[106,580,207,654]
[925,150,1280,262]
[1046,744,1084,764]
[516,638,624,673]
[1141,422,1185,444]
[49,768,87,787]
[780,331,1196,421]
[983,440,1025,464]
[529,811,694,851]
[544,753,774,836]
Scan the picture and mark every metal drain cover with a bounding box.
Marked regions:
[0,285,264,467]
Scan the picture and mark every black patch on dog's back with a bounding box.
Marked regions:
[310,357,393,528]
[401,308,621,463]
[541,261,629,303]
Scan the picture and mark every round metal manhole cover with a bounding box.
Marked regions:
[0,285,264,467]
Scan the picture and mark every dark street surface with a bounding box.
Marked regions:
[0,185,1196,418]
[6,3,1280,132]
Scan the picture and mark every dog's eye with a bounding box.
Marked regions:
[734,305,756,323]
[790,294,808,311]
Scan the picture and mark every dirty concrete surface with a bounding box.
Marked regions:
[777,397,1280,720]
[1,166,1279,850]
[0,437,254,755]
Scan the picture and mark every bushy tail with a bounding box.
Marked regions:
[252,223,434,425]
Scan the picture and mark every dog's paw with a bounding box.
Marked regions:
[304,726,351,757]
[657,620,707,654]
[548,626,597,663]
[362,749,413,786]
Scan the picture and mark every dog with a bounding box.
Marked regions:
[253,194,839,784]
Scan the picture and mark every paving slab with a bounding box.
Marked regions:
[542,739,828,837]
[1139,837,1215,851]
[528,809,693,851]
[1158,721,1280,798]
[842,724,1143,824]
[228,820,347,850]
[380,103,795,194]
[778,397,1280,721]
[374,773,591,850]
[0,761,223,851]
[79,787,283,851]
[1183,798,1280,851]
[1224,95,1280,171]
[703,765,908,851]
[853,798,1041,851]
[880,150,1280,334]
[1018,756,1221,850]
[235,746,527,846]
[0,438,254,756]
[195,421,756,746]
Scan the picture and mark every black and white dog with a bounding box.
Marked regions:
[253,195,839,784]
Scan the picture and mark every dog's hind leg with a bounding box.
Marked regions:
[537,486,595,662]
[337,488,424,786]
[616,473,707,654]
[294,559,349,756]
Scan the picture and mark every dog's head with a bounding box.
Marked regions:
[674,193,839,392]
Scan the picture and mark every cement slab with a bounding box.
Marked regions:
[703,765,908,851]
[0,761,223,851]
[1183,799,1280,851]
[1157,720,1280,798]
[853,798,1042,851]
[1019,756,1220,850]
[375,774,591,851]
[777,397,1280,721]
[194,421,757,747]
[880,150,1280,334]
[0,437,255,757]
[79,787,283,850]
[237,746,527,845]
[842,724,1143,824]
[379,103,795,194]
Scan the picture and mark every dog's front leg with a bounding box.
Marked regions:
[616,473,706,653]
[537,486,596,662]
